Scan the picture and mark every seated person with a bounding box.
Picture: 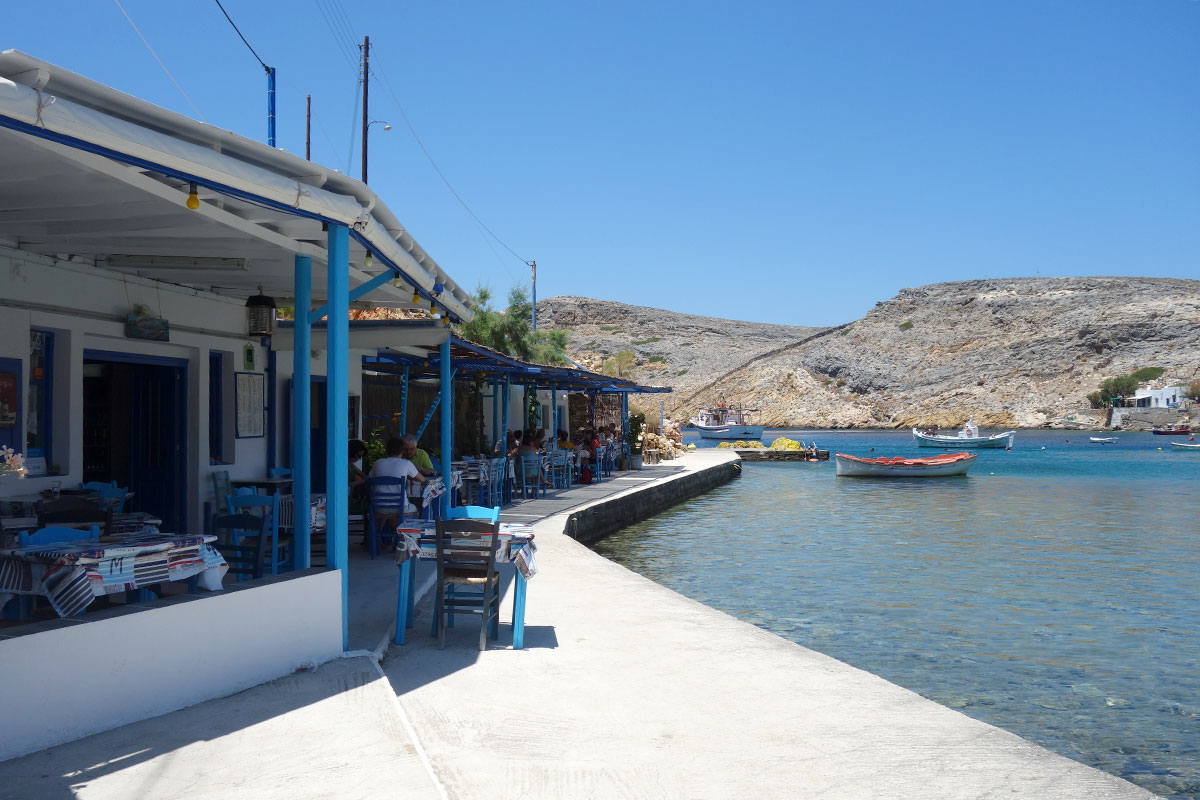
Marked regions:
[557,429,575,450]
[368,437,424,525]
[402,434,436,477]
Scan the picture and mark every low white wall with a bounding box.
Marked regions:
[0,570,343,762]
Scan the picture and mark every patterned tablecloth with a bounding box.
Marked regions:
[0,532,227,617]
[395,521,538,580]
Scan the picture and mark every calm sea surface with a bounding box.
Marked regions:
[592,429,1200,798]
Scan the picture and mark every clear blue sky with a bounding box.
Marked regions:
[6,1,1198,325]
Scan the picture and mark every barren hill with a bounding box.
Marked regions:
[538,277,1200,429]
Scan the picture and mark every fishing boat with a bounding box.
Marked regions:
[835,451,977,477]
[1168,441,1200,451]
[689,400,763,440]
[912,418,1015,448]
[1152,426,1192,436]
[1089,436,1119,444]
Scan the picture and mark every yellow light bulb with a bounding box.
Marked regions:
[364,253,373,270]
[444,315,451,327]
[411,288,420,305]
[186,182,200,210]
[429,298,436,313]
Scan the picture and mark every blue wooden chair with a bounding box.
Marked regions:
[487,457,508,506]
[211,513,269,581]
[366,476,407,559]
[228,492,288,574]
[447,505,500,522]
[18,525,100,547]
[269,467,291,479]
[516,453,542,500]
[549,451,571,490]
[430,515,503,650]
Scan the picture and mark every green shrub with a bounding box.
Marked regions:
[1130,366,1165,383]
[648,356,666,363]
[599,325,621,332]
[838,326,852,336]
[632,337,662,345]
[899,320,914,331]
[675,369,689,376]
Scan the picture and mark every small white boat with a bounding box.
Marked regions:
[913,418,1014,449]
[1089,437,1119,444]
[1169,441,1200,451]
[690,400,763,440]
[835,451,977,477]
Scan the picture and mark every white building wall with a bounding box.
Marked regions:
[0,246,271,534]
[0,570,343,762]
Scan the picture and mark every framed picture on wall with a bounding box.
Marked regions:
[235,372,265,438]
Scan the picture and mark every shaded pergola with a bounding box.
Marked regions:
[356,323,671,453]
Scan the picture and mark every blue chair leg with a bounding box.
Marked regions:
[447,585,455,628]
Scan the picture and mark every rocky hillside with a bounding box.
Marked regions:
[538,277,1200,429]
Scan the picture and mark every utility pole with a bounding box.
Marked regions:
[531,260,537,331]
[305,94,311,161]
[360,35,370,184]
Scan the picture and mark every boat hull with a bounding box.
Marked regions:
[836,452,977,477]
[696,425,764,440]
[912,429,1014,448]
[1089,437,1119,444]
[1153,428,1192,435]
[1169,441,1200,450]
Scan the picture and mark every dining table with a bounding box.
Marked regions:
[230,476,294,496]
[392,521,537,648]
[0,531,228,618]
[0,511,163,547]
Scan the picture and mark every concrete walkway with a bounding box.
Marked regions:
[0,451,1159,798]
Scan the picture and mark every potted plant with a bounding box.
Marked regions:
[627,412,646,470]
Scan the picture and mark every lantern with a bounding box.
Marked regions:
[245,287,277,336]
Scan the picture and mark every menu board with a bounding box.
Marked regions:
[235,372,265,438]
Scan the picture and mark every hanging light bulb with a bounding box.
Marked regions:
[444,315,452,328]
[186,182,200,210]
[429,298,436,313]
[411,286,420,305]
[363,252,373,270]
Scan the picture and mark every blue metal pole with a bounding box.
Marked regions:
[326,224,350,650]
[267,67,277,147]
[399,365,409,433]
[293,256,312,570]
[491,378,499,452]
[551,386,557,445]
[501,376,510,446]
[439,337,452,517]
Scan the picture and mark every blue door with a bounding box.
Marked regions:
[0,357,21,454]
[84,352,187,533]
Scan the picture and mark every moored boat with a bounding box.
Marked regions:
[912,418,1014,448]
[690,400,763,440]
[835,451,977,477]
[1168,441,1200,451]
[1152,427,1192,436]
[1089,436,1119,444]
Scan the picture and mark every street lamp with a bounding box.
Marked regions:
[362,119,391,184]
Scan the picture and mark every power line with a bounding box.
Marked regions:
[371,64,531,271]
[212,0,269,72]
[112,0,206,121]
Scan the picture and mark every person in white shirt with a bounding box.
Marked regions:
[368,437,425,517]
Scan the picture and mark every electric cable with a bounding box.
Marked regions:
[112,0,206,121]
[212,0,270,72]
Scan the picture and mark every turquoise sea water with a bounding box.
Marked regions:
[592,429,1200,798]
